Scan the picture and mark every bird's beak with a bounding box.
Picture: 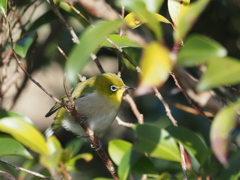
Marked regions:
[122,86,135,90]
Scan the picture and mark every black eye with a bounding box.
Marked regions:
[110,85,118,92]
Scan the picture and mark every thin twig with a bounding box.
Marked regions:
[57,46,68,60]
[48,0,79,44]
[227,85,240,95]
[0,159,54,180]
[123,93,144,124]
[153,87,188,180]
[170,72,212,122]
[116,116,135,128]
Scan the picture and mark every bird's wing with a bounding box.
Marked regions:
[45,82,96,117]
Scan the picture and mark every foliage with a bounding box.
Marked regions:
[0,0,240,180]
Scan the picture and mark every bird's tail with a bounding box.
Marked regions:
[44,126,55,139]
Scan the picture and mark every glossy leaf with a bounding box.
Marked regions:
[108,139,132,165]
[210,101,240,166]
[197,57,240,91]
[0,111,33,125]
[0,134,32,159]
[0,117,49,156]
[66,20,124,84]
[175,0,210,41]
[14,35,35,58]
[168,0,190,27]
[219,151,240,180]
[40,136,63,175]
[166,126,209,166]
[66,153,93,172]
[124,12,172,29]
[120,0,162,40]
[101,34,141,48]
[138,41,172,94]
[143,0,164,13]
[133,124,181,162]
[178,35,227,67]
[0,0,7,15]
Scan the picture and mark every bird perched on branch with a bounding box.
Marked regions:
[45,73,133,138]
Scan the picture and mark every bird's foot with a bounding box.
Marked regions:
[91,137,102,151]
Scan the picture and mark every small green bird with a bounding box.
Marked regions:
[45,73,133,138]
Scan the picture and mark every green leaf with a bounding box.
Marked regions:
[40,136,63,175]
[65,138,84,158]
[197,57,240,91]
[93,178,113,180]
[14,35,35,58]
[210,101,240,166]
[120,0,162,40]
[66,20,124,84]
[137,41,172,95]
[168,0,190,28]
[143,0,164,13]
[0,117,49,156]
[0,134,32,159]
[0,170,15,180]
[178,35,227,67]
[219,151,240,180]
[0,111,33,125]
[166,126,209,167]
[133,124,181,162]
[108,139,132,165]
[0,0,7,15]
[101,34,141,48]
[175,0,210,41]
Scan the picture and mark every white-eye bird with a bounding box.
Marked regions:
[45,73,133,138]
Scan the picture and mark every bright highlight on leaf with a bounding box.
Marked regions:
[210,101,240,166]
[168,0,190,28]
[124,12,172,29]
[197,57,240,91]
[0,117,49,156]
[138,41,172,94]
[14,35,35,58]
[0,0,7,15]
[178,35,227,67]
[174,0,210,41]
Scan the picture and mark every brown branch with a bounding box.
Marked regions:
[170,71,212,122]
[116,116,135,128]
[48,0,79,44]
[13,51,119,180]
[0,158,54,180]
[153,87,188,180]
[123,93,144,124]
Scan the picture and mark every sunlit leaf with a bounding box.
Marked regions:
[101,34,141,48]
[133,124,181,162]
[143,0,164,13]
[0,134,32,159]
[138,41,172,94]
[0,0,7,15]
[124,12,172,29]
[14,35,35,58]
[178,35,227,67]
[120,0,162,39]
[108,139,132,165]
[66,20,124,84]
[197,57,240,91]
[166,126,209,167]
[40,136,63,175]
[168,0,190,27]
[0,111,33,125]
[175,0,210,41]
[210,101,240,166]
[0,117,49,156]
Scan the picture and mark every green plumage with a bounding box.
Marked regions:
[45,73,132,138]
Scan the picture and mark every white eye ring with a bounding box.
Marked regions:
[110,85,118,92]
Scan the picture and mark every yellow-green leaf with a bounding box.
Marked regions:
[0,117,49,155]
[168,0,190,28]
[210,101,240,166]
[138,41,172,93]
